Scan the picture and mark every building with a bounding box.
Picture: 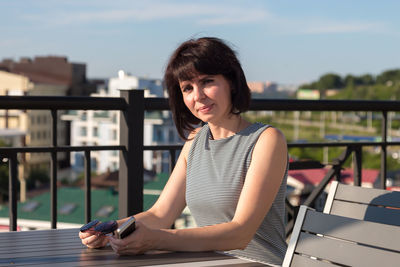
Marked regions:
[287,167,380,209]
[62,71,181,179]
[296,88,320,100]
[0,56,95,96]
[248,81,280,98]
[0,56,96,201]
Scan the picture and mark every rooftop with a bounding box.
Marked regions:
[0,173,169,224]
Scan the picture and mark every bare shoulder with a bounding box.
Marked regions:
[181,127,203,159]
[258,126,287,146]
[253,126,287,160]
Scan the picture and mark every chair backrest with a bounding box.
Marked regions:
[323,181,400,226]
[282,205,400,267]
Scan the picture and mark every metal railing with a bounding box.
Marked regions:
[1,91,400,233]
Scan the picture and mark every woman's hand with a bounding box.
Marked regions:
[79,230,109,249]
[108,221,157,255]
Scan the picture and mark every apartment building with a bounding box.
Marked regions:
[0,56,96,200]
[63,71,181,179]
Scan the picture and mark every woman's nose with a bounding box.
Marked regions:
[193,86,205,101]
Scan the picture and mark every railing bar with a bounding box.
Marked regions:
[3,96,400,112]
[0,95,127,110]
[169,150,176,175]
[144,145,183,151]
[249,99,400,111]
[353,145,362,186]
[2,141,400,154]
[50,110,57,229]
[381,111,388,189]
[84,150,91,223]
[0,146,126,153]
[303,147,353,207]
[287,141,400,147]
[8,153,18,231]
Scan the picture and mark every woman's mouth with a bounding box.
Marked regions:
[198,104,213,113]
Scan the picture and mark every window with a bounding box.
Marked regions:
[80,127,87,136]
[74,153,84,168]
[93,127,98,137]
[91,158,98,171]
[153,127,164,142]
[112,114,117,123]
[168,129,175,143]
[112,162,118,170]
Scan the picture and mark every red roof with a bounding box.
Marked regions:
[288,168,379,186]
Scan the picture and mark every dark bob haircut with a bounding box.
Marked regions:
[164,37,251,140]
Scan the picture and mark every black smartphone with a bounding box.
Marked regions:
[115,216,136,239]
[80,219,100,232]
[94,220,118,236]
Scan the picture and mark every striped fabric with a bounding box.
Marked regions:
[186,123,287,266]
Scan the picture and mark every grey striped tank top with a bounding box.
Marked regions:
[186,123,287,266]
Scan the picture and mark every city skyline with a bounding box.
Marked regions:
[1,0,400,85]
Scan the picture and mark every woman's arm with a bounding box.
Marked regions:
[81,132,194,248]
[118,135,194,229]
[126,139,190,229]
[109,127,288,253]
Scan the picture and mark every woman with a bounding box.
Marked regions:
[80,37,288,266]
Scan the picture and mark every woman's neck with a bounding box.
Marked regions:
[208,115,250,140]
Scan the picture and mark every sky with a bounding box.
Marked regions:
[1,0,400,85]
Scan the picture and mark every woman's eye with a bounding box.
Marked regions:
[203,79,213,84]
[182,85,192,92]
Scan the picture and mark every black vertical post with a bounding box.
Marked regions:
[8,153,18,231]
[51,110,58,229]
[169,149,176,175]
[381,111,387,189]
[353,146,362,186]
[84,150,91,223]
[119,90,144,218]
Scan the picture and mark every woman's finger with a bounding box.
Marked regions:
[83,235,107,248]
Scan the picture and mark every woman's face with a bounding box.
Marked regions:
[179,74,232,124]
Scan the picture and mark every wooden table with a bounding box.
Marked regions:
[0,228,266,266]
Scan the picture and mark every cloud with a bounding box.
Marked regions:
[197,9,268,26]
[17,1,391,35]
[268,15,389,35]
[300,21,387,34]
[20,1,269,26]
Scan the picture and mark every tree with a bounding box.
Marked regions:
[344,74,356,88]
[376,69,400,85]
[318,73,344,90]
[359,74,375,85]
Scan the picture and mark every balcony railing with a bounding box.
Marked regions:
[1,90,400,234]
